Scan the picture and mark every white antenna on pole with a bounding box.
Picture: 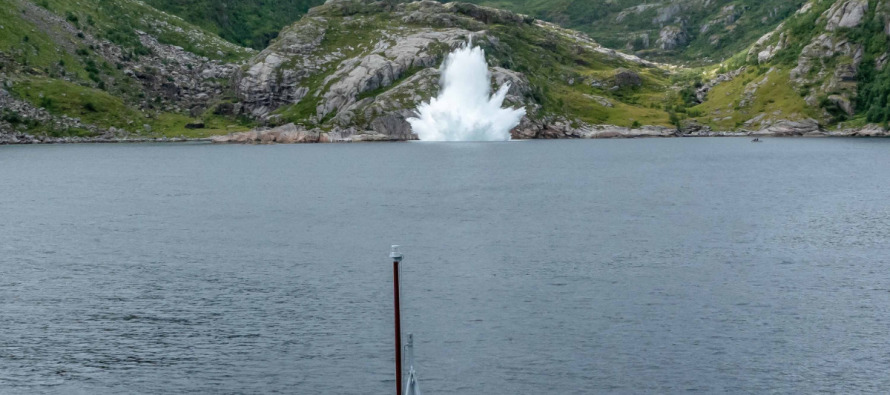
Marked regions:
[404,333,422,395]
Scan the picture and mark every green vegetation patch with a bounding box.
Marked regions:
[486,22,674,126]
[690,68,818,130]
[148,112,252,138]
[143,0,323,50]
[35,0,251,62]
[0,4,85,77]
[9,76,141,129]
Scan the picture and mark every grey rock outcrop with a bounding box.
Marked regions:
[748,28,787,64]
[656,26,689,50]
[825,0,868,31]
[236,18,328,118]
[696,68,745,102]
[752,119,822,136]
[317,29,465,121]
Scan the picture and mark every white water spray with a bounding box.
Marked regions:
[407,42,526,141]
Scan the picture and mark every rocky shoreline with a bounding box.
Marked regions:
[6,119,885,145]
[3,119,889,145]
[0,134,208,145]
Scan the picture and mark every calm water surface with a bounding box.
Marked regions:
[1,139,889,394]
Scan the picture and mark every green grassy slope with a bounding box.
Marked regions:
[143,0,324,50]
[687,0,890,129]
[445,0,806,65]
[113,0,809,65]
[0,0,255,138]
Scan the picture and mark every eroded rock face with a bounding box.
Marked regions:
[789,28,863,120]
[317,29,466,121]
[825,0,868,31]
[236,18,328,118]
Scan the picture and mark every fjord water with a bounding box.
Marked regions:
[1,139,889,394]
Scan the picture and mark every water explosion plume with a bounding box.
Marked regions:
[407,42,526,141]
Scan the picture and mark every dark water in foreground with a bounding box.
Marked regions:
[1,139,889,394]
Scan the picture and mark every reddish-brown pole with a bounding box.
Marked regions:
[391,246,403,395]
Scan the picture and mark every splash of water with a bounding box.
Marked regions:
[407,42,526,141]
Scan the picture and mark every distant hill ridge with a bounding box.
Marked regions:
[143,0,811,65]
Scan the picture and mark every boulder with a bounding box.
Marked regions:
[612,68,643,89]
[370,114,415,140]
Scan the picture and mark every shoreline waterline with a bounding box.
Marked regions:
[2,133,889,146]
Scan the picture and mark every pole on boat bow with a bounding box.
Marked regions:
[391,245,403,395]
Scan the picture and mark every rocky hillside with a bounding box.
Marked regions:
[449,0,809,64]
[226,0,685,141]
[2,0,888,144]
[678,0,890,135]
[0,0,259,142]
[140,0,810,65]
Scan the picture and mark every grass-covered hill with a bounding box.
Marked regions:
[0,0,258,140]
[444,0,809,65]
[134,0,810,65]
[2,0,888,143]
[680,0,890,133]
[142,0,322,49]
[232,0,682,139]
